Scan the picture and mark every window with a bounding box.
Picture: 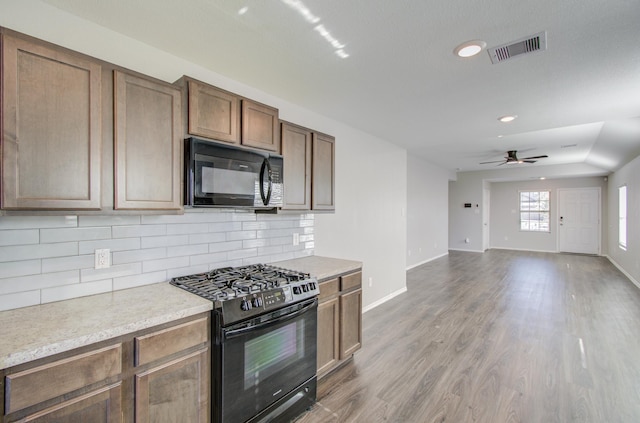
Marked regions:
[520,191,550,232]
[619,185,627,250]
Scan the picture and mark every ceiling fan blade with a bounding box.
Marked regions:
[479,160,507,164]
[522,160,537,163]
[521,155,548,160]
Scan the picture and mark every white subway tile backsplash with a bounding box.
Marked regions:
[209,240,243,253]
[0,260,41,278]
[42,255,94,273]
[0,229,39,246]
[79,238,141,254]
[167,265,208,280]
[0,290,41,311]
[0,242,78,263]
[189,252,228,266]
[0,215,78,230]
[189,232,226,244]
[0,270,79,295]
[112,224,166,238]
[0,212,314,310]
[81,263,142,283]
[166,223,209,235]
[143,256,190,273]
[227,248,257,260]
[79,215,141,227]
[209,221,242,233]
[113,248,166,265]
[40,227,112,243]
[167,244,208,258]
[113,271,167,291]
[227,230,257,241]
[141,235,189,249]
[41,279,112,304]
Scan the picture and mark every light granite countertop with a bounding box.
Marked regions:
[0,255,359,371]
[0,282,212,370]
[273,255,362,282]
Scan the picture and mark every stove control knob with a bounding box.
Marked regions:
[302,284,309,292]
[293,286,302,295]
[252,297,263,308]
[241,299,252,311]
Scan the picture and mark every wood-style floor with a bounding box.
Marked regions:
[296,249,640,423]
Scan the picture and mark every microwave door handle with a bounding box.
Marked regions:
[259,158,273,206]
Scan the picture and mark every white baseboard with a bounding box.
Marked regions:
[406,252,449,271]
[363,287,407,314]
[448,248,484,253]
[606,255,640,289]
[489,246,558,254]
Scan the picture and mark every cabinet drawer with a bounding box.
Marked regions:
[5,344,122,414]
[319,278,339,301]
[135,317,208,366]
[341,271,362,292]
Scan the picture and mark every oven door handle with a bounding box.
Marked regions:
[224,300,316,339]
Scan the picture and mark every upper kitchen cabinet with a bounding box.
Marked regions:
[1,33,102,210]
[113,70,182,210]
[312,132,335,211]
[178,77,240,145]
[281,122,312,210]
[177,76,280,153]
[280,123,335,212]
[241,99,280,153]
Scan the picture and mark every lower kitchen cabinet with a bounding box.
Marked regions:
[317,270,362,378]
[1,313,210,423]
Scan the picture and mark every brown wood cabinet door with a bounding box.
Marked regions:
[311,133,335,211]
[135,349,209,423]
[281,122,312,210]
[317,297,340,378]
[20,384,122,423]
[1,35,102,210]
[241,99,280,153]
[114,70,182,210]
[339,288,362,360]
[187,80,240,144]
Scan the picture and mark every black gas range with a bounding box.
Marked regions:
[171,263,319,423]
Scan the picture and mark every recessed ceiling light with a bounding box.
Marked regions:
[454,40,487,58]
[498,115,517,123]
[540,177,546,180]
[238,6,249,15]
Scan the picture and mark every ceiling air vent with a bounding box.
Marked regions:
[488,31,547,64]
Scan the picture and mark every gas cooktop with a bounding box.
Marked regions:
[170,263,319,325]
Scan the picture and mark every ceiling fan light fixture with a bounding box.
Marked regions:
[498,115,517,123]
[454,40,486,58]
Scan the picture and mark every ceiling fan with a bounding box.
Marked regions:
[480,150,548,165]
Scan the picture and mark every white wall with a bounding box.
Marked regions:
[607,154,640,285]
[488,177,608,252]
[406,156,450,269]
[0,0,408,310]
[315,131,407,310]
[449,163,610,252]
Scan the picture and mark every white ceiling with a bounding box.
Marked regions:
[43,0,640,174]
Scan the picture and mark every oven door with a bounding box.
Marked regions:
[217,298,317,423]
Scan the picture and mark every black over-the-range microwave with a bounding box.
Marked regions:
[184,137,284,209]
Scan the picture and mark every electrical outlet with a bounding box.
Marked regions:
[292,233,300,246]
[95,249,111,269]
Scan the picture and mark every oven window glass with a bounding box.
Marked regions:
[244,321,305,389]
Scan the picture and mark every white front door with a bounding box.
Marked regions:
[558,188,600,254]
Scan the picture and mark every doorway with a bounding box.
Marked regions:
[557,188,600,254]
